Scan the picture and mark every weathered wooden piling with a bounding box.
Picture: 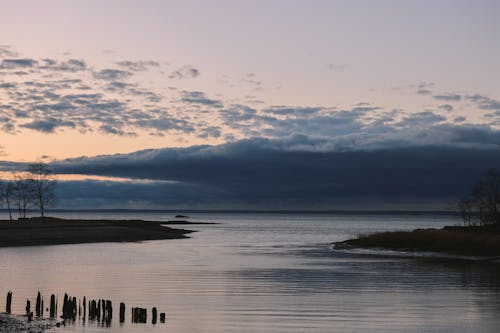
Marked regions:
[105,300,113,323]
[101,299,106,320]
[41,298,44,317]
[83,296,86,319]
[62,294,68,318]
[160,312,166,323]
[26,299,31,316]
[6,291,12,314]
[50,294,56,318]
[97,299,101,321]
[35,292,41,317]
[152,307,157,324]
[90,299,97,320]
[131,307,147,323]
[72,297,77,318]
[119,303,125,323]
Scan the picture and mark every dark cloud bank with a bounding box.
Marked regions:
[40,135,500,210]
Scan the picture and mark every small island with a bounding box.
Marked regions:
[0,217,198,248]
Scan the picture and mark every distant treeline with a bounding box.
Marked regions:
[0,161,56,219]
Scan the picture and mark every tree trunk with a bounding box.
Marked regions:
[6,197,12,221]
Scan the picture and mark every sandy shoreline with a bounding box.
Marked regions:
[0,217,199,248]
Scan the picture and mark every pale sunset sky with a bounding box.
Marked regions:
[0,0,499,209]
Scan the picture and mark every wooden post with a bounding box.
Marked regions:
[72,297,77,318]
[26,299,31,316]
[152,307,157,324]
[101,299,106,321]
[35,291,41,317]
[83,296,86,319]
[131,307,147,323]
[50,294,56,318]
[160,312,166,323]
[62,293,68,318]
[6,291,12,314]
[106,300,112,323]
[97,299,101,321]
[119,303,125,323]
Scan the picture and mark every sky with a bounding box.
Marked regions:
[0,0,499,210]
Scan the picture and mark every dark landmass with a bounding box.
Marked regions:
[175,214,190,218]
[166,220,216,224]
[334,224,500,257]
[0,217,198,248]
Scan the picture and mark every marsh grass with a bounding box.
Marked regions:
[342,226,500,256]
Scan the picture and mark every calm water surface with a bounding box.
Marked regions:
[1,212,500,332]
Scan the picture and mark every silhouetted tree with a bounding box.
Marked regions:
[457,168,500,225]
[13,174,34,218]
[1,181,15,220]
[28,162,56,217]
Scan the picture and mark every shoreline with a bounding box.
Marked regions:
[0,217,200,248]
[333,224,500,258]
[0,313,56,333]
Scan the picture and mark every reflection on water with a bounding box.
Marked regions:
[0,212,499,332]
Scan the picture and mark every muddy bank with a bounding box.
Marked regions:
[0,217,196,248]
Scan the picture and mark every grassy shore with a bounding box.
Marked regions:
[334,224,500,257]
[0,217,202,247]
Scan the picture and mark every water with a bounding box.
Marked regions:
[1,211,500,332]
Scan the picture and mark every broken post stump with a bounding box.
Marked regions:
[50,294,56,318]
[35,292,41,317]
[119,303,125,323]
[105,300,113,323]
[26,299,31,316]
[6,291,12,314]
[160,312,166,323]
[152,307,157,324]
[82,296,86,319]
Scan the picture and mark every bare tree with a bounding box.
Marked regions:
[457,168,500,225]
[0,180,14,220]
[13,174,34,219]
[28,162,56,217]
[4,181,14,220]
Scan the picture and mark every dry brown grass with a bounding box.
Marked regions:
[341,227,500,256]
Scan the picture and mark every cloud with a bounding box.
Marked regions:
[395,111,446,127]
[1,58,38,69]
[93,69,133,81]
[468,94,500,112]
[45,135,500,209]
[0,46,19,58]
[116,60,160,72]
[21,118,76,133]
[169,65,200,79]
[433,93,462,102]
[438,104,454,112]
[416,89,432,95]
[241,73,262,88]
[0,82,16,89]
[41,58,87,72]
[181,91,223,108]
[99,125,136,137]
